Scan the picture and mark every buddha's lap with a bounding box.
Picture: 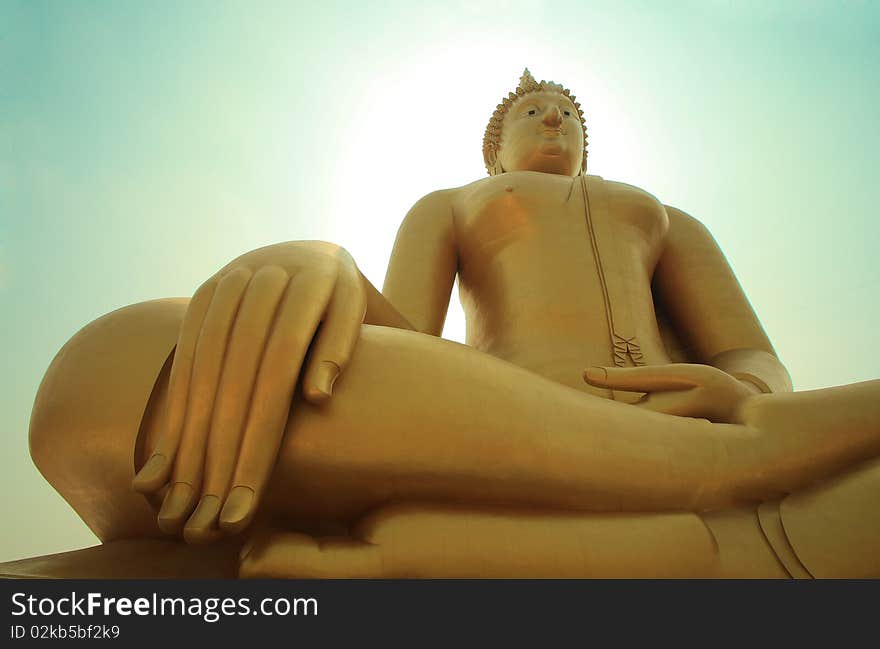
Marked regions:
[33,297,675,534]
[28,299,880,573]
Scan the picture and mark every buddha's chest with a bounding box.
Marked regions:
[454,173,667,277]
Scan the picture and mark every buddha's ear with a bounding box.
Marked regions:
[485,149,504,176]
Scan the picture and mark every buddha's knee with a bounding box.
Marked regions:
[29,298,186,541]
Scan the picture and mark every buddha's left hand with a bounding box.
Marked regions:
[583,363,758,424]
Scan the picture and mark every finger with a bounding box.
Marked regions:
[157,267,252,533]
[634,390,704,418]
[185,266,289,543]
[181,496,224,545]
[219,268,336,534]
[583,365,701,393]
[133,279,217,494]
[301,263,366,403]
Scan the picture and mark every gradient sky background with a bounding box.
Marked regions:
[1,1,878,562]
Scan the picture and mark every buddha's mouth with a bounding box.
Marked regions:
[540,143,563,155]
[541,129,563,137]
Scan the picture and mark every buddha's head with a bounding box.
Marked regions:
[483,69,588,177]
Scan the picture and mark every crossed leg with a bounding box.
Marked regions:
[238,503,797,578]
[32,300,880,577]
[225,326,880,522]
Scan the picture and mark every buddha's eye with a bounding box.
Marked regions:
[563,110,572,116]
[527,109,537,116]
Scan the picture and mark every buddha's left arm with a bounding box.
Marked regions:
[652,205,792,394]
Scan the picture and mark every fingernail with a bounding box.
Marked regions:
[185,495,222,537]
[158,482,193,529]
[220,485,255,527]
[317,361,340,396]
[584,366,608,383]
[132,454,166,489]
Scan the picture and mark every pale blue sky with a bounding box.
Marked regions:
[1,1,878,561]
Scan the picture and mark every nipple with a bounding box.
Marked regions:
[505,185,514,193]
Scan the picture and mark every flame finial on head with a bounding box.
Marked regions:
[518,68,541,93]
[483,68,588,175]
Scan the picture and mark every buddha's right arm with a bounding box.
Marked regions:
[133,191,458,542]
[381,189,458,336]
[132,238,416,541]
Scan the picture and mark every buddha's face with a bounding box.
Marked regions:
[497,91,584,177]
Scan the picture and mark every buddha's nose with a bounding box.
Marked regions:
[543,106,562,127]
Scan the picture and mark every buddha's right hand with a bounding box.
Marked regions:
[131,241,367,543]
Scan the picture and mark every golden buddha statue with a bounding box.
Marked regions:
[3,70,879,579]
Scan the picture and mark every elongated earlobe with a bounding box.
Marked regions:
[486,149,504,176]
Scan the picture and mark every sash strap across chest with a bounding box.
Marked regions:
[579,175,646,403]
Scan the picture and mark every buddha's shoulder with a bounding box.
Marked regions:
[401,186,458,219]
[597,178,704,226]
[453,173,509,196]
[596,177,665,211]
[414,175,510,215]
[400,180,497,228]
[592,177,672,236]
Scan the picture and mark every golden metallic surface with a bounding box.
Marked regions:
[241,505,720,579]
[703,506,791,579]
[757,501,813,579]
[3,72,879,578]
[27,299,187,543]
[781,456,880,578]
